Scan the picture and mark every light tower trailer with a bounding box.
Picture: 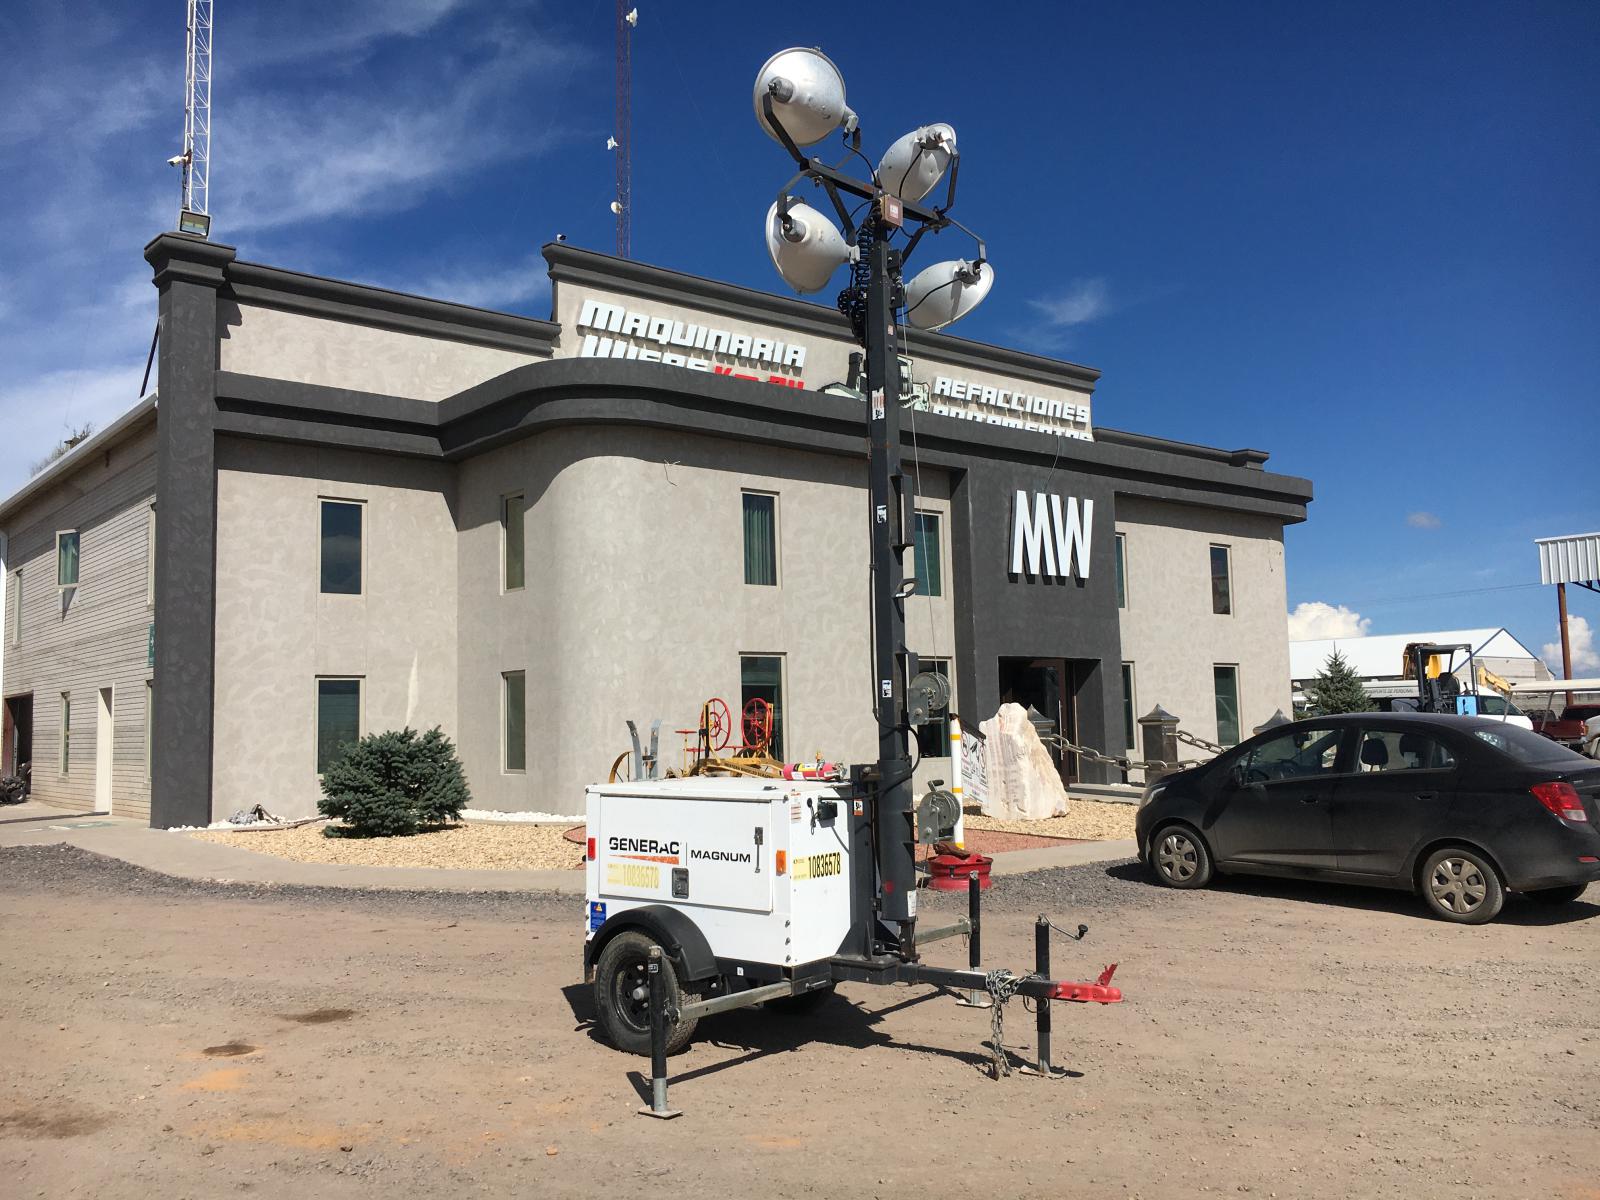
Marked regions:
[582,48,1124,1115]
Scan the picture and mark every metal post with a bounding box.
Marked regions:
[956,871,992,1008]
[1558,582,1573,709]
[637,946,681,1119]
[1138,706,1180,786]
[864,222,918,953]
[1034,916,1052,1075]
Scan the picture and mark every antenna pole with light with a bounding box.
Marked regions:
[613,4,637,258]
[171,0,214,238]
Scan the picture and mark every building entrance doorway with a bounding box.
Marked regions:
[3,693,32,792]
[997,657,1092,784]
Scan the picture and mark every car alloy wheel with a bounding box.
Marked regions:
[1428,856,1489,915]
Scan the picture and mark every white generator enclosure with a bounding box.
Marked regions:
[586,778,855,968]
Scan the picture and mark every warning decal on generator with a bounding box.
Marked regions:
[791,852,843,881]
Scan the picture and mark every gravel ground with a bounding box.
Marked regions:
[190,821,585,870]
[4,843,1597,1200]
[963,797,1136,841]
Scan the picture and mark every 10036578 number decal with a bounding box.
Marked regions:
[606,863,661,890]
[791,852,842,881]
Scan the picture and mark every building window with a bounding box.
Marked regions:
[1121,663,1137,749]
[59,692,71,774]
[503,671,527,772]
[316,678,362,774]
[502,493,525,592]
[741,655,785,759]
[1214,665,1241,747]
[914,658,952,758]
[1114,533,1127,609]
[1209,544,1232,615]
[319,500,364,595]
[913,511,943,598]
[146,503,156,608]
[56,530,80,588]
[145,680,154,783]
[8,569,19,645]
[742,492,777,586]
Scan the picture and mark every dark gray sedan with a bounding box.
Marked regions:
[1134,712,1600,923]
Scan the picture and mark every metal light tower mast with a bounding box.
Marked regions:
[614,4,636,258]
[178,0,213,226]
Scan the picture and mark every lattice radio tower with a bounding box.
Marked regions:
[178,0,213,221]
[614,4,637,258]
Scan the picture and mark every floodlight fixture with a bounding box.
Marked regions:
[177,209,211,238]
[876,124,956,204]
[753,47,857,147]
[902,258,993,331]
[764,199,852,294]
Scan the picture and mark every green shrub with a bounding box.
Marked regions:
[318,727,470,837]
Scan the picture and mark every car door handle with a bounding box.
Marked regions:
[1414,792,1436,801]
[1299,796,1319,804]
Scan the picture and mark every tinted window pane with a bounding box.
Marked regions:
[316,679,361,773]
[1357,729,1456,772]
[1213,665,1240,746]
[914,659,951,758]
[1244,727,1343,781]
[58,532,80,587]
[503,495,525,591]
[1210,545,1231,614]
[1121,663,1136,749]
[913,512,942,598]
[743,494,776,586]
[320,502,363,595]
[504,671,526,771]
[1473,725,1591,765]
[741,655,784,759]
[1114,534,1127,609]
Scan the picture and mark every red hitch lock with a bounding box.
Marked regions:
[1047,963,1121,1004]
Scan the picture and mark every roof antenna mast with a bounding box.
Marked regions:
[169,0,213,237]
[613,5,637,258]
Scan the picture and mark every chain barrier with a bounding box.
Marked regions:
[1176,729,1228,755]
[1037,734,1206,777]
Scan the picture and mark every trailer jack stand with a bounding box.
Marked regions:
[637,947,681,1120]
[1017,916,1066,1079]
[952,872,993,1009]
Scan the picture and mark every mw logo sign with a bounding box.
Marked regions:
[1010,491,1094,580]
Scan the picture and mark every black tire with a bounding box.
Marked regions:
[767,983,836,1013]
[1148,824,1213,889]
[1525,883,1586,905]
[1419,847,1505,924]
[592,931,699,1056]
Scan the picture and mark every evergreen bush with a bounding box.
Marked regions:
[1305,649,1373,715]
[318,727,470,837]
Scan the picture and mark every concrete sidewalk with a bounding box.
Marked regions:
[0,801,1136,894]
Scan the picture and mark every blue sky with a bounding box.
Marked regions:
[2,0,1596,672]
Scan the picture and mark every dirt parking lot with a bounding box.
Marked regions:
[2,844,1596,1199]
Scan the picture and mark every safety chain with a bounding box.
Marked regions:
[984,968,1037,1079]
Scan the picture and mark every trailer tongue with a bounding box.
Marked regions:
[581,46,1124,1116]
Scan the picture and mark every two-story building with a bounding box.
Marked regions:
[0,234,1312,826]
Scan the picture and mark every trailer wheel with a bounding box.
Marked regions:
[593,931,699,1056]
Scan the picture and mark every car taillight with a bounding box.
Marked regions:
[1530,781,1588,823]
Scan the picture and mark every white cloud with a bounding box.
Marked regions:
[1406,511,1442,529]
[1288,601,1372,640]
[1543,615,1600,675]
[1028,278,1111,328]
[231,0,473,67]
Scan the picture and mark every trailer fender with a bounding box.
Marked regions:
[585,905,718,986]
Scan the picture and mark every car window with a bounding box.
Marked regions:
[1356,729,1456,773]
[1472,725,1592,764]
[1242,728,1344,782]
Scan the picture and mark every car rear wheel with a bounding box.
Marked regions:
[1149,825,1213,889]
[1419,847,1504,924]
[1525,884,1587,905]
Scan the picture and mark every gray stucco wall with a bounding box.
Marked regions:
[211,437,459,820]
[0,423,157,819]
[1115,495,1291,759]
[454,426,958,815]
